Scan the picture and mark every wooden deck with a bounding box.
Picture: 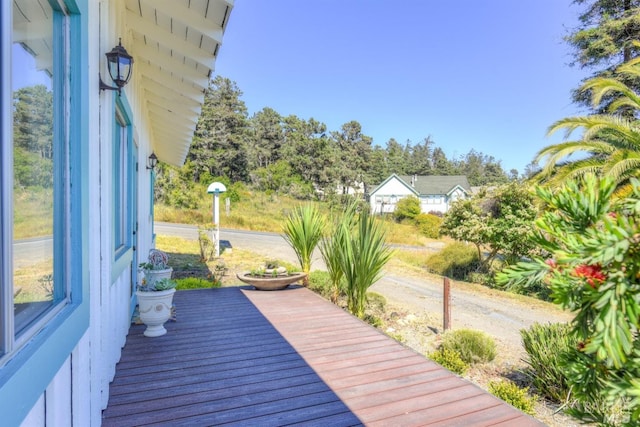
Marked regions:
[102,287,543,426]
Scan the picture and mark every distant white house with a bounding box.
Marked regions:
[369,174,471,215]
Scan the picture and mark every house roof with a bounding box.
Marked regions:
[123,0,233,166]
[370,174,471,196]
[398,175,471,196]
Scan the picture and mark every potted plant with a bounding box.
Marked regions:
[236,261,307,291]
[137,249,176,337]
[136,277,177,337]
[139,248,173,287]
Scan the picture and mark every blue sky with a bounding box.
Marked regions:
[215,1,590,174]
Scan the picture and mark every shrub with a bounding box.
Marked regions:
[488,380,536,415]
[429,348,469,375]
[414,213,442,238]
[174,277,220,290]
[425,242,481,280]
[441,329,496,364]
[520,322,576,403]
[393,196,421,222]
[308,270,335,300]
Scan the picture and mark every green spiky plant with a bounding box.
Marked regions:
[338,209,394,318]
[282,204,326,286]
[319,202,358,303]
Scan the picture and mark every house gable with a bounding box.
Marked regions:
[369,173,419,197]
[370,174,471,215]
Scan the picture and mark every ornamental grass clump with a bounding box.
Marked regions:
[337,209,394,318]
[520,322,576,404]
[498,174,640,424]
[319,202,358,303]
[440,328,496,364]
[282,204,325,286]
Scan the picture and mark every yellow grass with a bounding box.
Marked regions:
[156,190,433,246]
[13,187,53,239]
[14,259,53,303]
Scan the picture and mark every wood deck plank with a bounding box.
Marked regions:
[243,286,543,426]
[103,286,543,426]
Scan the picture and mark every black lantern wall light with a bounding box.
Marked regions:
[146,152,158,172]
[99,38,134,94]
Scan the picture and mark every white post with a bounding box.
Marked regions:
[207,182,227,258]
[213,190,220,257]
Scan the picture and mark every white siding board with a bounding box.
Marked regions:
[45,356,72,427]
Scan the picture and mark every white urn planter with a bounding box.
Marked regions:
[136,288,176,337]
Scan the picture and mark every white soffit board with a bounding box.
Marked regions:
[124,0,233,166]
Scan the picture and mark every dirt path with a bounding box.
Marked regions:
[371,272,573,360]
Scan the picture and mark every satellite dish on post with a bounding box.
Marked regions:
[207,182,227,257]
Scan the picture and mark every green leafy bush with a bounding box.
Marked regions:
[414,213,442,238]
[393,196,421,222]
[429,348,469,375]
[499,174,640,423]
[308,270,335,300]
[441,329,496,364]
[425,242,480,280]
[175,277,220,290]
[488,380,536,415]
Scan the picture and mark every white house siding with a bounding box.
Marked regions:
[369,177,416,214]
[3,1,232,424]
[419,195,448,214]
[18,332,93,426]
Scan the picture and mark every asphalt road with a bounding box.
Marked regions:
[13,236,53,268]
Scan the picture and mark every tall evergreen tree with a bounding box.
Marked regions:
[188,76,249,182]
[331,121,373,193]
[247,107,283,169]
[280,115,337,193]
[13,84,53,188]
[567,0,640,111]
[407,137,435,175]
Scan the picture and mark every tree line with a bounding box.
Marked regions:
[157,76,513,204]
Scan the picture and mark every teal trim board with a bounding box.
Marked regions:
[0,1,90,425]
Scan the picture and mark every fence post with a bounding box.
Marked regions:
[443,277,451,331]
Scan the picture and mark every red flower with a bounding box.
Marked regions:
[573,264,606,288]
[545,258,557,269]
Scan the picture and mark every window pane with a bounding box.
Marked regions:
[12,1,60,334]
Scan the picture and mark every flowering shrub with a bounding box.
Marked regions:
[497,174,640,424]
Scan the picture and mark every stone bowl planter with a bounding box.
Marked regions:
[236,272,307,291]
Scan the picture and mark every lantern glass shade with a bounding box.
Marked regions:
[105,39,133,88]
